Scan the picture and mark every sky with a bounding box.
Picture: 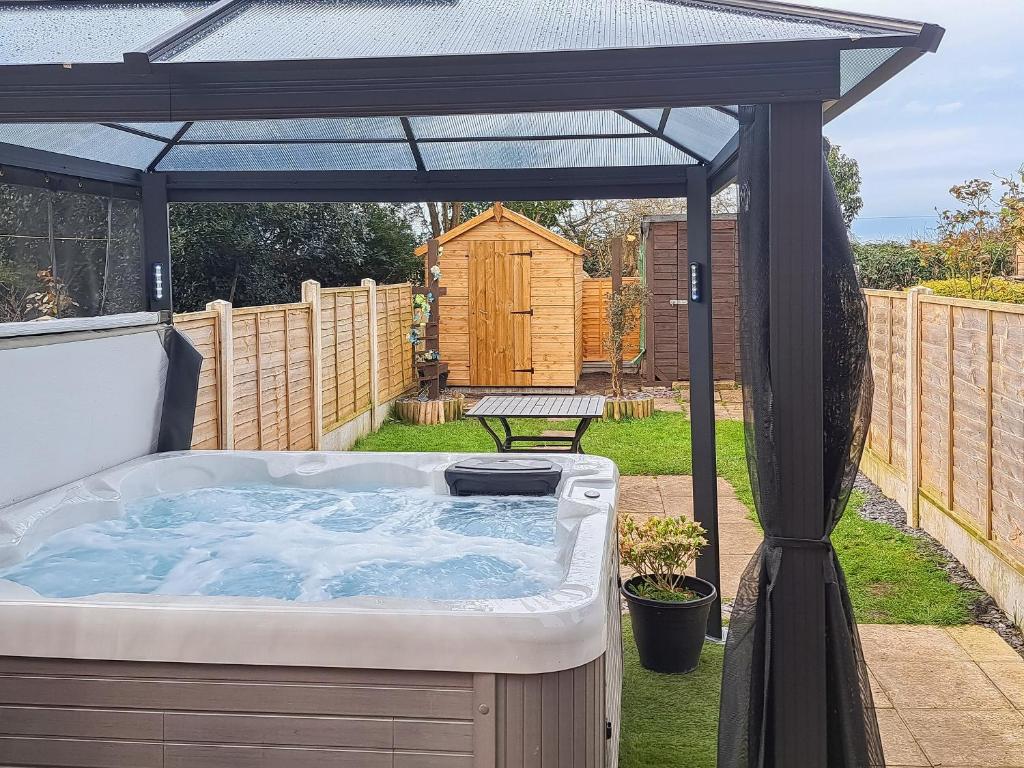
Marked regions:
[813,0,1021,242]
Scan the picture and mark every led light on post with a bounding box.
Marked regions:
[689,262,703,303]
[153,263,164,302]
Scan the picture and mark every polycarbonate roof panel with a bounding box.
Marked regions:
[183,117,407,142]
[840,47,901,95]
[156,141,416,171]
[409,112,644,140]
[0,2,212,65]
[162,0,895,63]
[419,137,695,171]
[661,107,738,160]
[0,123,164,169]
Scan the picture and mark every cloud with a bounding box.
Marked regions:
[934,101,964,114]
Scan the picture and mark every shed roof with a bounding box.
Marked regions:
[415,204,585,256]
[0,0,942,187]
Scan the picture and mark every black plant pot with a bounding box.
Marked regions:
[621,574,717,674]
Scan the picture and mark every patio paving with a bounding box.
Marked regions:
[618,476,1024,767]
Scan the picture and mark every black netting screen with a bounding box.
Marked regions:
[717,105,880,767]
[0,181,144,322]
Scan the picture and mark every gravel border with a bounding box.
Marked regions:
[854,473,1024,658]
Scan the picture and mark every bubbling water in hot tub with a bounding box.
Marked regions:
[0,485,566,601]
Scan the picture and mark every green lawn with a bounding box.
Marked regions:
[620,622,723,768]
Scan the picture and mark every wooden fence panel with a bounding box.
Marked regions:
[320,287,373,433]
[581,278,641,362]
[175,310,221,450]
[230,303,315,452]
[376,283,414,402]
[175,280,413,451]
[989,308,1024,562]
[864,292,909,473]
[918,300,953,502]
[950,304,991,531]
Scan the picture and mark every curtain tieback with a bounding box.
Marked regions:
[764,535,832,550]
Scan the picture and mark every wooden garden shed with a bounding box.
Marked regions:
[416,204,586,389]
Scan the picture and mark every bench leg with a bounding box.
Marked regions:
[476,417,506,452]
[498,418,514,450]
[571,417,593,454]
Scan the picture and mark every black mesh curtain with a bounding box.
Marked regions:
[717,105,881,767]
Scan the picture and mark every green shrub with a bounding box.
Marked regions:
[922,277,1024,304]
[853,240,936,290]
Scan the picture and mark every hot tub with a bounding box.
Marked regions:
[0,450,621,768]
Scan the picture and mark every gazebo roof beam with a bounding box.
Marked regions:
[145,122,192,172]
[399,117,426,173]
[161,166,689,204]
[0,140,140,185]
[0,38,900,123]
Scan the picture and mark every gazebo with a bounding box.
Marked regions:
[0,1,943,765]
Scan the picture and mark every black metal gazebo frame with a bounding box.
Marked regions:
[0,2,944,764]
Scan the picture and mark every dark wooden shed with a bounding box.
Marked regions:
[643,214,740,384]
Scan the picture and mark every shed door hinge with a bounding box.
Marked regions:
[512,368,535,374]
[510,309,534,315]
[509,251,533,257]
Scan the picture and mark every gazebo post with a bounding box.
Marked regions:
[685,164,722,640]
[141,172,173,313]
[767,100,827,766]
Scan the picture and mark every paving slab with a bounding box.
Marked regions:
[948,625,1024,663]
[870,661,1014,710]
[899,709,1024,767]
[982,661,1024,710]
[859,624,972,663]
[862,625,1024,767]
[875,708,929,766]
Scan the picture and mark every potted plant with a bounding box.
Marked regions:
[619,514,716,673]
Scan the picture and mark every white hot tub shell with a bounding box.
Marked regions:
[0,450,622,768]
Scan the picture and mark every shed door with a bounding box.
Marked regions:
[468,241,533,386]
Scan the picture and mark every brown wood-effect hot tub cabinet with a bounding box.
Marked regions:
[415,204,587,390]
[0,652,618,768]
[643,214,741,383]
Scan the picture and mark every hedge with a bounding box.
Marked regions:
[921,278,1024,305]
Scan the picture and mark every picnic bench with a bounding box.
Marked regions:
[466,395,607,453]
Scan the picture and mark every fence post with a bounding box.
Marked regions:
[904,286,930,527]
[206,299,234,450]
[301,280,323,450]
[362,278,381,430]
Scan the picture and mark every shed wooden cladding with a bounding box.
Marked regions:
[417,205,585,388]
[582,278,642,362]
[863,288,1024,576]
[644,216,740,382]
